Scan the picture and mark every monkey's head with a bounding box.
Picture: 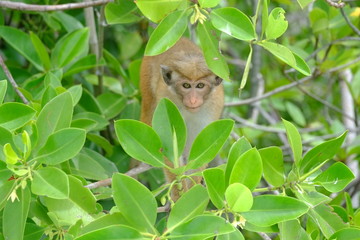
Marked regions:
[160,64,222,113]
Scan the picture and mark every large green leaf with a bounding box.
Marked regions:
[75,225,143,240]
[187,120,234,170]
[265,8,288,40]
[105,1,141,24]
[299,131,347,174]
[31,167,69,199]
[0,80,7,104]
[114,119,165,168]
[313,162,354,192]
[282,119,302,166]
[210,7,256,41]
[0,103,36,131]
[167,185,209,232]
[80,213,128,235]
[279,220,311,240]
[112,173,157,234]
[229,148,263,191]
[225,183,253,212]
[225,137,252,185]
[136,0,185,23]
[259,146,285,187]
[145,9,190,56]
[3,187,31,240]
[32,128,86,165]
[203,168,225,209]
[217,228,245,240]
[197,20,230,81]
[241,195,309,227]
[329,228,360,240]
[169,215,235,239]
[45,176,97,226]
[97,93,127,120]
[152,98,186,164]
[0,26,43,70]
[36,92,73,150]
[51,28,89,68]
[0,180,16,211]
[30,32,51,71]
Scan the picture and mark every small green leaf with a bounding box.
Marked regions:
[225,183,253,212]
[105,1,141,24]
[187,120,234,170]
[75,225,143,240]
[293,52,311,76]
[203,168,225,209]
[170,215,235,239]
[136,0,185,23]
[167,185,209,232]
[229,148,263,191]
[210,7,256,41]
[240,45,253,89]
[33,128,86,165]
[265,8,288,40]
[31,167,69,199]
[241,195,309,227]
[112,173,157,234]
[297,0,314,9]
[152,98,186,164]
[30,32,51,70]
[4,143,19,165]
[279,220,311,240]
[300,131,347,174]
[198,0,220,8]
[286,102,306,127]
[259,146,285,187]
[97,93,126,120]
[314,162,355,192]
[0,180,16,211]
[0,80,7,104]
[145,10,190,56]
[114,119,165,168]
[282,119,302,166]
[197,20,230,81]
[217,228,245,240]
[64,55,98,77]
[258,41,296,68]
[0,103,36,131]
[329,228,360,240]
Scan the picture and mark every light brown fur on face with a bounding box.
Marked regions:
[139,38,224,200]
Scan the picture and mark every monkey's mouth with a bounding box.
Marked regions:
[186,106,201,112]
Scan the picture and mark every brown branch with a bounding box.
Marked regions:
[0,54,29,104]
[325,0,345,8]
[0,0,112,12]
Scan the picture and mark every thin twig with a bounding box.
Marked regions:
[0,54,29,104]
[325,0,345,8]
[230,113,285,133]
[328,56,360,73]
[340,8,360,37]
[258,232,272,240]
[0,0,112,12]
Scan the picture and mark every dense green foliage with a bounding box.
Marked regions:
[0,0,360,239]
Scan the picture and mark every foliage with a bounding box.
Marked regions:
[0,0,360,239]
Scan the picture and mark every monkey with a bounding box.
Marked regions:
[140,37,224,199]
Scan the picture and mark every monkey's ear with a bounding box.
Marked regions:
[160,65,172,85]
[214,76,223,86]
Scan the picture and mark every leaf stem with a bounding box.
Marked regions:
[298,159,330,182]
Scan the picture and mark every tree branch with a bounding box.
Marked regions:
[0,54,29,104]
[340,8,360,37]
[0,0,112,12]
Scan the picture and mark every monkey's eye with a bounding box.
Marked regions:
[196,83,205,88]
[182,83,191,89]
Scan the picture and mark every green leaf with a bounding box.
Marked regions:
[86,134,114,156]
[285,102,306,127]
[313,162,355,192]
[67,85,83,106]
[31,167,69,199]
[307,203,347,238]
[152,98,186,164]
[279,220,311,240]
[97,93,126,120]
[259,146,285,187]
[197,20,230,81]
[187,120,234,170]
[114,119,165,168]
[297,0,314,9]
[282,119,302,166]
[24,223,45,240]
[329,228,360,240]
[198,0,220,8]
[261,0,269,39]
[169,215,235,239]
[210,7,256,41]
[51,28,89,68]
[0,103,36,131]
[51,11,84,32]
[167,185,209,232]
[3,187,31,240]
[64,55,98,77]
[292,52,311,76]
[36,92,73,149]
[241,195,309,227]
[75,225,143,240]
[80,213,128,235]
[258,41,296,68]
[225,137,252,185]
[0,180,16,211]
[225,183,253,212]
[0,26,43,71]
[265,8,288,40]
[136,0,185,23]
[229,148,263,191]
[112,173,157,234]
[145,10,190,56]
[217,228,245,240]
[105,1,141,24]
[30,32,51,71]
[33,128,86,165]
[240,45,253,89]
[0,80,7,104]
[300,131,347,174]
[3,143,19,165]
[203,168,225,209]
[45,176,97,226]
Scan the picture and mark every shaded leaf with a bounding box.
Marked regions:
[0,103,36,131]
